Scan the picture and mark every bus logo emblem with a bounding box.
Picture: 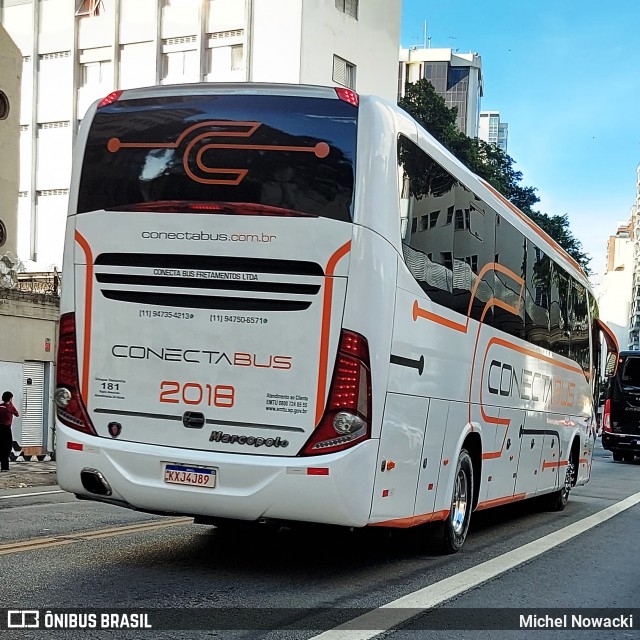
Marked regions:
[108,422,122,438]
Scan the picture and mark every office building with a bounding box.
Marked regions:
[0,22,20,259]
[598,219,634,351]
[627,164,640,349]
[478,110,508,153]
[1,0,401,271]
[398,47,483,138]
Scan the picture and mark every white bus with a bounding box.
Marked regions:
[55,83,618,552]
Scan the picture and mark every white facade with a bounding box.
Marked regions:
[1,0,401,271]
[628,164,640,348]
[478,110,508,153]
[398,47,483,138]
[598,220,634,351]
[0,23,21,259]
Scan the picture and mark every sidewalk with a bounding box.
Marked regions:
[0,460,58,491]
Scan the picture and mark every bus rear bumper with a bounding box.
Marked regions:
[56,423,378,527]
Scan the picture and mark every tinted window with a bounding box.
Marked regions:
[525,241,551,349]
[620,357,640,388]
[569,280,590,373]
[494,217,526,339]
[549,263,571,358]
[453,196,495,322]
[398,135,455,310]
[398,135,494,321]
[77,94,357,221]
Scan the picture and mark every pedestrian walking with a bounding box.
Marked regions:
[0,391,19,471]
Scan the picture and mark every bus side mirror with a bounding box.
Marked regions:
[595,318,619,379]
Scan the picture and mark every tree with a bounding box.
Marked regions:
[398,79,590,272]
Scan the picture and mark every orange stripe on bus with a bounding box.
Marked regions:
[542,459,569,470]
[412,300,468,332]
[74,230,94,401]
[368,509,450,528]
[314,241,352,426]
[476,493,526,511]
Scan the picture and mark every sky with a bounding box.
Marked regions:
[400,0,640,287]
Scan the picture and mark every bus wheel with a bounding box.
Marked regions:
[546,458,575,512]
[437,449,473,554]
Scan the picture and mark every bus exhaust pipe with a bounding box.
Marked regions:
[80,468,113,496]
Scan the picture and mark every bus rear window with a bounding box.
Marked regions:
[77,93,357,222]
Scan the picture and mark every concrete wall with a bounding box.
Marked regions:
[0,290,58,454]
[0,24,21,258]
[300,0,401,101]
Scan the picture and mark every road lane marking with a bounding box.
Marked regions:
[0,489,65,500]
[310,490,640,639]
[0,518,192,556]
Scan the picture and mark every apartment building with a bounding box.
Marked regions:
[0,23,20,258]
[627,164,640,349]
[598,219,634,351]
[398,46,483,137]
[1,0,401,271]
[478,110,508,153]
[1,23,57,460]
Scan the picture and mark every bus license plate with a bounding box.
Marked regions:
[164,464,217,488]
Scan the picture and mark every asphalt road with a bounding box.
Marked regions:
[0,440,638,640]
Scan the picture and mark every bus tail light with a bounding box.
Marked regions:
[55,312,97,435]
[602,399,612,433]
[300,330,371,456]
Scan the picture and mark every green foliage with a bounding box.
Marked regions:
[398,79,590,273]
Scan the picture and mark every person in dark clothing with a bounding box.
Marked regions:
[0,391,19,471]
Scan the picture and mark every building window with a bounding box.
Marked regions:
[75,0,104,17]
[454,209,470,230]
[441,252,453,271]
[335,0,358,19]
[429,211,439,228]
[463,255,478,272]
[161,49,198,83]
[80,61,108,87]
[231,45,244,71]
[333,55,356,89]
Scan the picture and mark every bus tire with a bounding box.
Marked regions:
[437,449,474,554]
[545,457,575,512]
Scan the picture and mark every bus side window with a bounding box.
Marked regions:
[493,216,526,340]
[525,241,551,350]
[569,281,590,373]
[452,194,495,322]
[397,134,455,311]
[549,263,571,358]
